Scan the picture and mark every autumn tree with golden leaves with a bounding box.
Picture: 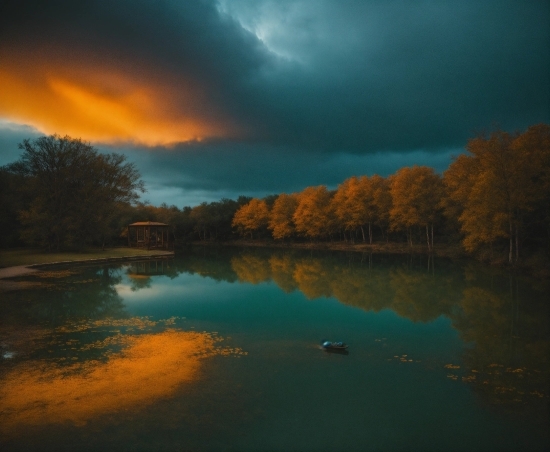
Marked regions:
[331,176,358,240]
[268,193,299,240]
[332,175,391,244]
[232,198,270,239]
[293,186,335,240]
[389,166,444,250]
[445,124,550,263]
[369,175,392,242]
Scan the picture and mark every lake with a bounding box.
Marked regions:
[0,246,548,451]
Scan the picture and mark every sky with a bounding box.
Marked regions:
[0,0,548,207]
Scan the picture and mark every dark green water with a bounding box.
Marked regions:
[0,247,548,451]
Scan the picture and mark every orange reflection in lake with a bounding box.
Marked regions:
[0,330,235,432]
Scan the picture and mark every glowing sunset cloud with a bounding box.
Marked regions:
[0,330,244,433]
[0,59,239,146]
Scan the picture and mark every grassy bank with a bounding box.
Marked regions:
[0,247,173,268]
[192,239,467,259]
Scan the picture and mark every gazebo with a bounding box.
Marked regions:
[127,221,170,250]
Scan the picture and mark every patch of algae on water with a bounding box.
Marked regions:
[0,319,246,434]
[36,270,78,279]
[444,364,460,369]
[54,317,160,333]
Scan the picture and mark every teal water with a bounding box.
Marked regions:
[0,247,548,451]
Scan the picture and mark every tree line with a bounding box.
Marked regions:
[232,124,550,265]
[0,134,254,250]
[1,124,549,266]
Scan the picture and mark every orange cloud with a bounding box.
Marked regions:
[0,57,240,146]
[0,330,243,433]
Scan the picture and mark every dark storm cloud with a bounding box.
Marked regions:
[1,0,548,205]
[0,0,270,132]
[2,0,548,151]
[111,141,457,207]
[230,0,550,152]
[0,0,266,82]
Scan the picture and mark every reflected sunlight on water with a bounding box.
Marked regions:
[0,325,244,434]
[0,250,548,451]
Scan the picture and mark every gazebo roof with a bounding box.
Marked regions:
[128,221,168,226]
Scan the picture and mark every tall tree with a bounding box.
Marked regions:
[370,175,392,243]
[268,193,299,240]
[509,124,550,260]
[442,154,478,240]
[293,186,335,240]
[190,203,210,240]
[155,203,186,244]
[331,177,359,241]
[354,176,377,243]
[354,175,391,244]
[6,135,144,250]
[446,125,550,263]
[0,168,28,248]
[333,175,392,244]
[389,166,444,250]
[232,198,270,239]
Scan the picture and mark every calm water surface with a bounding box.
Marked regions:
[0,247,548,451]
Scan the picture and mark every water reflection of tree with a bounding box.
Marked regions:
[231,254,271,284]
[227,248,548,421]
[328,262,393,312]
[268,254,298,293]
[0,265,128,366]
[127,274,152,291]
[293,258,334,299]
[1,265,127,328]
[388,266,458,322]
[229,250,461,319]
[449,265,549,421]
[174,247,239,282]
[2,248,546,423]
[126,256,231,291]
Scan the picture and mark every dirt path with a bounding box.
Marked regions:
[0,266,39,279]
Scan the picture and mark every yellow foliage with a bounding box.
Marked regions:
[293,186,335,239]
[445,124,550,261]
[268,193,299,240]
[331,176,390,242]
[390,166,443,231]
[232,198,269,238]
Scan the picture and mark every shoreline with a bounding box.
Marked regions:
[0,251,174,280]
[189,239,467,259]
[188,240,550,280]
[2,241,548,282]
